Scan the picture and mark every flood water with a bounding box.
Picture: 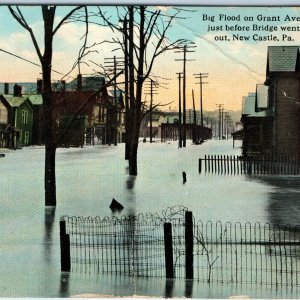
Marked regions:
[1,139,300,297]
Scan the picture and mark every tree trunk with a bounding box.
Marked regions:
[124,17,130,160]
[42,6,56,206]
[126,6,135,161]
[129,139,138,175]
[128,6,145,176]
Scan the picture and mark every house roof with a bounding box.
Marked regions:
[231,129,243,138]
[108,89,122,99]
[242,93,255,115]
[26,94,43,105]
[1,94,27,107]
[267,46,299,73]
[242,92,272,117]
[68,76,106,91]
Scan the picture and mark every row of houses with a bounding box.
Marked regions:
[0,75,125,149]
[241,46,300,158]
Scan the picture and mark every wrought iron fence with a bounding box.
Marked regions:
[60,206,300,286]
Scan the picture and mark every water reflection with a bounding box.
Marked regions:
[59,272,70,297]
[164,279,174,298]
[44,207,56,263]
[184,279,193,298]
[126,175,136,190]
[250,176,300,226]
[124,175,137,276]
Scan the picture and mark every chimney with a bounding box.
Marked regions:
[4,83,9,94]
[61,80,66,92]
[77,74,82,91]
[37,79,43,94]
[13,84,22,97]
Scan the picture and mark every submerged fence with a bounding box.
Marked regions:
[60,207,300,286]
[199,154,300,175]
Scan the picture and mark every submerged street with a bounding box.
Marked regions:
[1,139,300,297]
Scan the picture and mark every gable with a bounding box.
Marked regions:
[2,95,26,107]
[19,99,33,112]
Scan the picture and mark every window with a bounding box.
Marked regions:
[99,107,106,123]
[22,110,28,125]
[0,103,7,124]
[93,106,99,123]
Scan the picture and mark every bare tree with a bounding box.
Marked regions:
[98,6,186,175]
[8,5,86,206]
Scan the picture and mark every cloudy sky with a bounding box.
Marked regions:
[1,6,300,111]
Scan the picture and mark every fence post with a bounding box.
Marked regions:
[199,159,202,174]
[60,220,71,272]
[164,223,174,279]
[185,211,193,279]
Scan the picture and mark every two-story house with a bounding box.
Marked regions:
[0,84,33,148]
[264,46,300,157]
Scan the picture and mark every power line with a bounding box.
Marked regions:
[0,48,73,78]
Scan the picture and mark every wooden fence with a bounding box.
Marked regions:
[199,154,300,175]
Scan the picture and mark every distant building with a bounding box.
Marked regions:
[0,84,33,148]
[0,75,125,148]
[26,94,44,145]
[57,75,125,146]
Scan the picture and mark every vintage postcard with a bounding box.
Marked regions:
[1,3,300,298]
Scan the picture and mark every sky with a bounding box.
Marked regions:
[1,6,300,112]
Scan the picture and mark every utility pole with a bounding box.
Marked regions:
[221,107,224,139]
[194,73,208,127]
[145,79,158,143]
[216,104,224,140]
[225,114,231,139]
[176,72,183,148]
[104,56,124,146]
[192,89,197,143]
[175,42,196,147]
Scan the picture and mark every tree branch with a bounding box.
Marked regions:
[52,6,84,36]
[8,5,43,62]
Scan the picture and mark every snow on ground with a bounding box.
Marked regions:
[0,139,300,297]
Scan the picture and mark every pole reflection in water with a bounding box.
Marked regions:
[44,207,56,263]
[59,272,70,297]
[164,279,174,298]
[185,279,193,298]
[126,175,136,190]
